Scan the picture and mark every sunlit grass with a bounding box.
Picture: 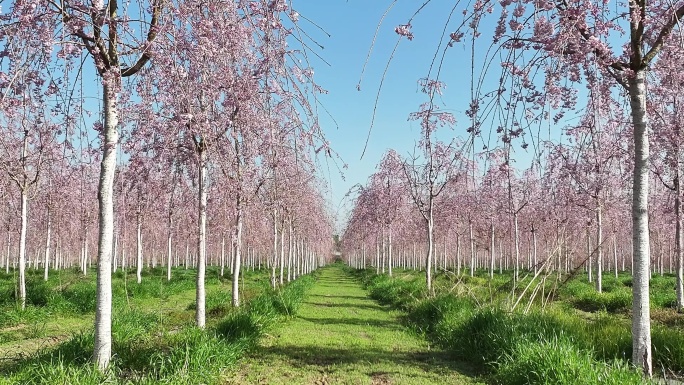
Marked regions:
[0,266,313,384]
[354,267,678,383]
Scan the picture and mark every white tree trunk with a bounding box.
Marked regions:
[514,211,520,281]
[456,234,461,275]
[195,144,207,328]
[375,240,380,274]
[167,231,172,282]
[287,221,293,282]
[220,235,226,278]
[629,71,652,376]
[490,222,495,279]
[613,237,619,279]
[232,196,243,307]
[596,203,603,293]
[381,230,386,274]
[425,209,434,293]
[93,81,118,371]
[279,225,285,285]
[388,226,393,277]
[676,172,684,312]
[271,217,277,289]
[44,206,51,281]
[18,189,27,310]
[469,220,475,277]
[81,235,87,276]
[587,230,593,283]
[113,233,118,273]
[5,231,9,275]
[136,209,143,284]
[532,226,538,275]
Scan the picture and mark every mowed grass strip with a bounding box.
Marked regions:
[225,265,482,385]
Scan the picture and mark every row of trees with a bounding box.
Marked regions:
[1,0,333,370]
[347,0,684,377]
[343,140,680,291]
[0,153,332,283]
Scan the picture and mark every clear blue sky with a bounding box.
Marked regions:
[291,1,497,229]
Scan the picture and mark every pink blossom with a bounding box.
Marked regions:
[395,24,414,40]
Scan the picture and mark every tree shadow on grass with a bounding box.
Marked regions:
[296,316,404,330]
[303,301,385,311]
[307,294,365,301]
[254,344,481,380]
[314,284,358,290]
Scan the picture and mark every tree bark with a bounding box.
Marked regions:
[271,216,277,289]
[388,226,393,277]
[490,221,495,279]
[287,220,293,282]
[44,206,51,281]
[629,71,652,376]
[469,219,475,277]
[167,230,172,282]
[195,143,207,328]
[232,192,243,307]
[676,173,684,312]
[596,203,603,293]
[18,188,27,310]
[136,206,143,284]
[425,208,434,293]
[279,224,285,285]
[94,81,118,371]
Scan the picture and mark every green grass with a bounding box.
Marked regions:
[355,267,668,384]
[495,336,644,385]
[224,264,482,384]
[0,265,313,384]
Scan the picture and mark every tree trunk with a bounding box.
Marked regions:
[167,230,172,282]
[456,234,461,275]
[596,203,603,293]
[675,173,684,312]
[587,229,593,283]
[388,226,393,277]
[469,220,475,277]
[629,71,652,376]
[232,194,244,307]
[514,211,520,281]
[195,143,207,328]
[287,220,293,282]
[220,235,226,278]
[271,216,277,289]
[375,240,380,274]
[44,206,51,281]
[425,208,434,293]
[136,208,143,284]
[613,237,619,279]
[113,233,118,273]
[279,224,285,285]
[532,226,538,275]
[5,230,10,275]
[18,189,27,310]
[489,221,495,279]
[93,81,118,371]
[81,234,88,276]
[381,230,386,274]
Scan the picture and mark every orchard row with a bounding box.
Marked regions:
[0,0,333,370]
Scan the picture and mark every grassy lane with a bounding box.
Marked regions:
[225,265,482,385]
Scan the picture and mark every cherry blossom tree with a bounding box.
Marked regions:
[402,79,463,293]
[0,0,165,369]
[388,0,684,373]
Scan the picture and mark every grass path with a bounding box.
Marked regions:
[224,265,482,385]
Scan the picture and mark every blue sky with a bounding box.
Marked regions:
[291,1,501,228]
